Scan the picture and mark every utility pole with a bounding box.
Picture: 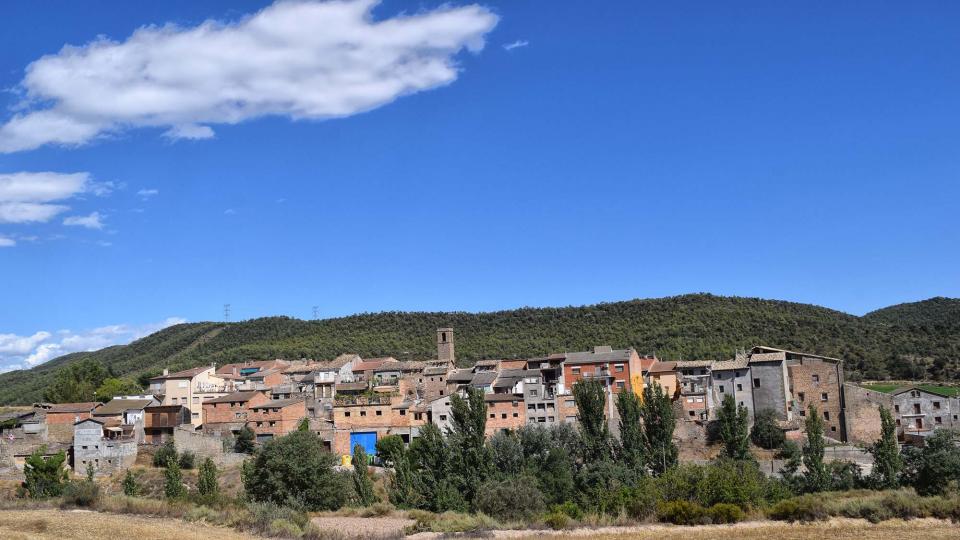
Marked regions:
[224,304,231,323]
[312,306,319,320]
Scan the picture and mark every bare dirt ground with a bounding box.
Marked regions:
[0,509,259,540]
[312,515,414,537]
[408,518,960,540]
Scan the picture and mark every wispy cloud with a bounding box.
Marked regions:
[63,211,105,230]
[137,188,159,199]
[503,39,529,51]
[0,236,14,247]
[0,0,499,153]
[0,317,187,372]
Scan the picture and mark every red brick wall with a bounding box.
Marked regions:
[563,362,632,393]
[789,359,844,439]
[46,411,93,425]
[484,399,525,436]
[202,392,269,429]
[247,401,307,437]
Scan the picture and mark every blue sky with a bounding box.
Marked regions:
[0,1,958,370]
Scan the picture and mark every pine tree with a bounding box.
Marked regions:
[868,406,902,490]
[615,389,645,471]
[573,379,611,462]
[122,469,140,496]
[164,457,186,499]
[802,404,830,492]
[197,457,219,497]
[640,383,678,475]
[352,444,376,506]
[717,394,751,461]
[235,426,256,454]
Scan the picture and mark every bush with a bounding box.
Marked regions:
[407,510,499,533]
[543,510,571,530]
[242,431,348,511]
[246,501,309,535]
[767,495,828,522]
[623,484,660,521]
[707,503,745,524]
[551,501,584,521]
[61,480,100,508]
[122,470,140,497]
[751,408,786,449]
[657,500,707,525]
[178,451,196,470]
[154,441,178,468]
[475,476,545,522]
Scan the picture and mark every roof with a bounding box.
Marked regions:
[216,360,288,375]
[447,369,474,383]
[283,362,322,374]
[74,418,104,426]
[474,359,500,367]
[562,348,636,365]
[423,366,449,376]
[471,372,498,386]
[751,345,841,363]
[144,404,188,412]
[336,382,368,392]
[891,386,955,398]
[484,393,523,402]
[712,357,749,371]
[374,360,424,373]
[648,361,677,374]
[93,399,155,416]
[492,377,521,389]
[47,402,99,414]
[246,368,281,380]
[675,360,714,369]
[204,391,264,405]
[151,366,211,380]
[353,358,393,372]
[250,398,306,410]
[328,354,361,369]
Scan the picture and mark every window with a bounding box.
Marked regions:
[933,401,941,410]
[800,410,806,417]
[616,381,625,390]
[894,405,900,413]
[823,411,830,421]
[192,413,199,418]
[399,409,406,416]
[439,414,447,421]
[344,411,351,417]
[935,417,943,425]
[736,383,743,392]
[489,413,495,419]
[269,421,276,427]
[798,392,805,402]
[830,426,836,432]
[896,419,901,426]
[689,411,696,417]
[513,412,519,417]
[414,413,422,421]
[695,397,703,403]
[572,367,581,375]
[820,393,828,401]
[566,400,575,406]
[375,410,382,416]
[501,413,507,419]
[914,404,921,414]
[718,385,725,394]
[530,389,538,397]
[360,410,366,417]
[753,378,761,388]
[615,364,624,373]
[811,374,820,383]
[686,397,694,403]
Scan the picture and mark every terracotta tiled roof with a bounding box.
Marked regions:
[648,361,677,374]
[204,391,264,404]
[93,399,155,416]
[151,366,211,380]
[47,402,99,413]
[250,398,305,409]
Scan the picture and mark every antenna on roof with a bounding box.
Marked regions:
[224,304,231,323]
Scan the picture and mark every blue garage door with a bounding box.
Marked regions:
[349,432,377,456]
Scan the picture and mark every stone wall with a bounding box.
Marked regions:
[789,359,845,440]
[173,426,243,466]
[843,384,893,445]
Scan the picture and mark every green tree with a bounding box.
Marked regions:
[615,389,645,471]
[197,457,219,497]
[802,405,830,492]
[122,469,140,496]
[448,386,492,506]
[43,359,108,403]
[375,434,404,466]
[242,430,347,511]
[750,408,785,450]
[234,426,256,454]
[153,440,177,467]
[489,430,523,476]
[21,448,68,498]
[908,429,960,496]
[717,394,751,461]
[573,379,611,462]
[85,461,96,482]
[297,417,310,432]
[641,383,678,475]
[94,378,143,402]
[867,406,902,490]
[408,422,463,512]
[352,444,377,506]
[164,457,186,499]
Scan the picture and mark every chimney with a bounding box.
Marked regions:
[162,368,169,376]
[210,362,216,371]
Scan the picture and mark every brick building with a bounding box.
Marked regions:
[45,402,100,425]
[143,405,191,444]
[247,398,307,441]
[202,390,270,435]
[484,394,524,435]
[560,346,643,395]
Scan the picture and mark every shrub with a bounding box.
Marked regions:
[360,502,394,517]
[623,484,660,521]
[164,458,186,499]
[242,431,348,511]
[178,451,196,470]
[235,426,256,454]
[153,441,178,468]
[246,501,309,535]
[707,503,745,524]
[408,510,499,533]
[61,480,100,508]
[767,495,828,522]
[543,510,571,530]
[657,500,707,525]
[552,501,584,521]
[197,458,219,497]
[751,408,786,449]
[21,448,69,498]
[121,470,140,497]
[879,490,922,520]
[475,476,545,522]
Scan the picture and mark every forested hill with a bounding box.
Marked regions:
[1,294,958,405]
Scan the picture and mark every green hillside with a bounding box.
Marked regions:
[2,294,958,405]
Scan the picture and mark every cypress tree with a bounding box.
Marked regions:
[868,406,902,490]
[573,379,611,462]
[615,389,645,471]
[640,382,678,475]
[197,457,220,497]
[717,394,751,461]
[802,405,830,492]
[164,457,186,499]
[352,444,376,506]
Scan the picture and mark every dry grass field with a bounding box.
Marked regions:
[0,509,259,540]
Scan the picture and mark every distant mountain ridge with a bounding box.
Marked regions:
[1,293,958,405]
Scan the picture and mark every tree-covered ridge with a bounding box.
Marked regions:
[1,294,958,405]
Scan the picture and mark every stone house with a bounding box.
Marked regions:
[202,390,270,436]
[331,394,428,456]
[352,358,395,382]
[891,387,960,440]
[73,418,137,475]
[149,365,234,426]
[484,394,524,435]
[560,346,644,395]
[746,351,792,422]
[646,361,679,398]
[421,365,450,399]
[710,356,754,420]
[676,360,713,421]
[91,397,159,442]
[843,384,894,445]
[781,347,846,440]
[143,405,191,444]
[247,398,307,441]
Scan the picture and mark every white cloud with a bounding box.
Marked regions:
[224,208,237,215]
[0,171,107,225]
[63,211,105,229]
[137,188,159,199]
[0,236,15,247]
[503,39,528,51]
[0,317,187,371]
[0,0,498,153]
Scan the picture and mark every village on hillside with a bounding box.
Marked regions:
[1,328,955,476]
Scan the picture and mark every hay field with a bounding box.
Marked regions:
[0,509,258,540]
